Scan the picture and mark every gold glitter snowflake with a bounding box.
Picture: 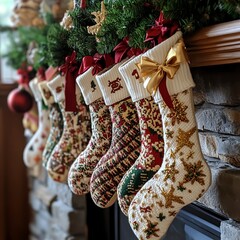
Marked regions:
[181,160,206,186]
[174,127,196,154]
[162,161,179,182]
[168,210,177,216]
[161,185,185,208]
[187,150,194,160]
[167,96,189,126]
[143,221,160,239]
[165,128,174,139]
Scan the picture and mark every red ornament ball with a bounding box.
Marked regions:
[7,88,34,113]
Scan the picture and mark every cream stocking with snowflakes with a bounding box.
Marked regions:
[38,81,63,168]
[128,31,211,240]
[117,55,164,216]
[46,75,91,183]
[23,78,50,167]
[68,67,112,195]
[90,61,141,208]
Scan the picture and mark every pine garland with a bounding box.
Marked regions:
[3,26,47,70]
[47,23,71,67]
[96,0,158,53]
[3,0,240,70]
[67,7,97,62]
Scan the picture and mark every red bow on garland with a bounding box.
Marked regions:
[58,51,79,112]
[145,12,179,47]
[113,37,143,63]
[78,53,114,75]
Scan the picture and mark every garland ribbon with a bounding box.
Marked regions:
[59,51,79,112]
[80,0,87,9]
[78,53,114,75]
[113,37,143,63]
[145,12,179,46]
[137,38,188,108]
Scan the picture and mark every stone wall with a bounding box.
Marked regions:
[28,165,87,240]
[192,63,240,239]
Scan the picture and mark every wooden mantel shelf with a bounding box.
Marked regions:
[0,83,18,96]
[184,19,240,67]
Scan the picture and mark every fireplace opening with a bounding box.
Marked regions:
[163,203,228,240]
[114,202,228,240]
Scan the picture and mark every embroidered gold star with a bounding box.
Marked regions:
[175,127,196,154]
[167,96,189,126]
[168,210,177,216]
[87,1,106,36]
[162,161,179,182]
[161,185,185,208]
[187,150,194,160]
[165,128,174,139]
[156,200,164,208]
[182,160,206,185]
[143,221,160,239]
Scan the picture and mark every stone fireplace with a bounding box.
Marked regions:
[27,20,240,240]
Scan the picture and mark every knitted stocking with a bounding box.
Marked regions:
[117,55,164,216]
[46,75,91,183]
[23,78,50,167]
[68,67,112,195]
[128,31,211,240]
[38,81,63,168]
[90,62,141,208]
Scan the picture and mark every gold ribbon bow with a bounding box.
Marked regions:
[137,38,189,96]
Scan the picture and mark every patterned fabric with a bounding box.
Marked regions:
[117,96,164,215]
[128,89,211,240]
[68,97,112,195]
[90,97,141,208]
[47,85,91,183]
[23,100,50,167]
[42,103,63,168]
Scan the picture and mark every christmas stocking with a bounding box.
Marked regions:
[90,62,141,208]
[117,55,164,216]
[68,67,112,195]
[38,81,64,168]
[46,75,91,183]
[23,78,50,167]
[128,31,211,240]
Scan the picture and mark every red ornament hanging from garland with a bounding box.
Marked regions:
[7,87,34,113]
[7,65,34,113]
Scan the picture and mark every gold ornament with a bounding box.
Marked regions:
[87,1,106,36]
[136,38,189,96]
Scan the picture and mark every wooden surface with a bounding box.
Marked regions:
[0,83,29,240]
[185,20,240,67]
